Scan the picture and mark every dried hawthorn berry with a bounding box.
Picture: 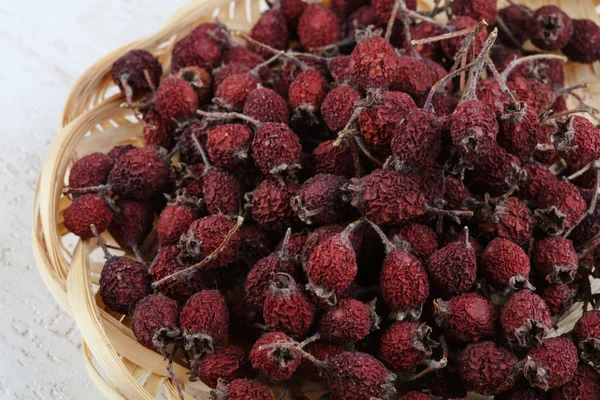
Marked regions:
[243,87,289,124]
[202,168,242,216]
[548,363,600,400]
[319,298,378,344]
[68,152,114,192]
[387,223,438,263]
[350,36,400,90]
[263,274,315,339]
[535,180,586,236]
[176,66,212,105]
[180,290,229,357]
[452,0,497,22]
[427,230,477,295]
[389,56,436,98]
[347,5,382,40]
[183,215,241,268]
[555,116,600,187]
[249,331,301,380]
[251,122,301,175]
[210,378,271,400]
[291,173,348,225]
[541,284,577,316]
[205,124,252,170]
[171,32,222,72]
[521,161,558,201]
[500,290,552,349]
[378,321,435,370]
[411,22,445,61]
[131,295,179,351]
[441,16,487,59]
[142,108,175,149]
[476,78,511,114]
[523,337,578,390]
[249,10,289,57]
[358,91,416,152]
[250,179,297,232]
[328,55,353,84]
[215,73,260,111]
[177,120,213,164]
[574,310,600,366]
[371,0,416,21]
[311,139,355,177]
[479,196,535,246]
[297,341,344,382]
[323,351,397,400]
[498,102,539,162]
[109,199,154,249]
[495,5,534,48]
[443,176,473,210]
[155,75,198,122]
[288,69,329,113]
[533,237,578,284]
[64,194,112,238]
[507,76,554,114]
[111,49,162,97]
[157,203,199,246]
[280,0,307,30]
[435,292,497,343]
[481,238,531,290]
[212,63,251,90]
[391,108,442,169]
[531,6,573,51]
[321,85,361,132]
[297,3,341,49]
[150,246,206,301]
[195,344,248,388]
[562,19,600,63]
[450,100,498,154]
[458,341,518,396]
[107,144,135,160]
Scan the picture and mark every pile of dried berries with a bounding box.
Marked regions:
[63,0,600,398]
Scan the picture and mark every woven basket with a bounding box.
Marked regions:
[32,0,600,398]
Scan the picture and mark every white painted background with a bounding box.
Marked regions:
[0,1,188,398]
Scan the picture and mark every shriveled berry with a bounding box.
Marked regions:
[521,161,558,200]
[387,223,438,262]
[555,116,600,187]
[150,246,206,300]
[180,290,229,356]
[481,238,530,290]
[69,152,114,191]
[142,108,175,149]
[319,299,377,344]
[155,76,199,122]
[427,233,477,295]
[458,341,518,396]
[563,19,600,63]
[524,337,578,390]
[243,88,289,124]
[350,36,400,90]
[249,10,289,56]
[500,290,552,349]
[184,215,241,268]
[157,204,198,246]
[378,321,435,370]
[205,124,252,170]
[450,100,498,154]
[210,378,271,400]
[195,344,248,388]
[549,363,600,400]
[531,6,573,51]
[328,55,353,84]
[452,0,497,23]
[107,144,135,160]
[213,63,251,90]
[215,73,260,111]
[109,199,154,249]
[441,16,487,59]
[541,284,577,316]
[298,3,341,49]
[131,295,179,351]
[391,108,442,168]
[202,169,242,216]
[533,237,578,284]
[479,196,535,246]
[535,180,586,236]
[321,85,361,132]
[574,310,600,367]
[435,292,497,343]
[111,49,162,97]
[297,341,344,382]
[496,5,534,48]
[64,194,112,238]
[249,331,301,380]
[311,139,355,177]
[288,70,329,112]
[245,251,296,309]
[251,179,297,232]
[108,147,170,200]
[411,22,445,61]
[171,33,222,72]
[251,122,301,175]
[100,254,151,315]
[292,173,348,225]
[389,56,436,98]
[498,102,539,162]
[508,76,554,114]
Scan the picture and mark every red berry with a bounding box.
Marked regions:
[500,290,552,349]
[533,237,578,284]
[574,310,600,367]
[297,341,344,382]
[177,120,213,164]
[427,232,477,295]
[210,379,271,400]
[391,108,442,169]
[458,341,518,396]
[535,180,586,236]
[250,179,298,232]
[556,116,600,187]
[107,144,135,160]
[523,337,578,390]
[279,0,307,30]
[319,299,377,344]
[64,194,113,238]
[411,22,445,61]
[495,5,534,48]
[109,199,154,249]
[531,6,573,51]
[498,102,540,162]
[541,283,577,316]
[298,4,341,49]
[481,238,530,290]
[378,321,435,370]
[350,36,400,90]
[68,152,114,191]
[441,16,487,59]
[215,73,260,111]
[292,173,348,225]
[100,254,151,315]
[180,290,229,356]
[155,76,198,122]
[243,88,289,124]
[249,10,289,56]
[479,196,535,246]
[157,203,198,246]
[452,0,497,23]
[321,85,361,132]
[195,344,248,388]
[213,63,251,90]
[328,55,353,84]
[563,19,600,63]
[143,108,175,149]
[476,78,511,114]
[251,122,301,175]
[171,33,222,72]
[389,56,436,98]
[131,295,179,351]
[311,139,355,177]
[205,124,252,170]
[508,76,554,114]
[521,161,558,201]
[150,246,206,300]
[288,69,329,111]
[245,250,296,310]
[549,363,600,400]
[436,292,497,343]
[249,331,301,380]
[111,49,162,97]
[450,100,498,154]
[185,215,241,268]
[443,176,473,210]
[387,223,438,262]
[371,0,416,21]
[202,168,242,216]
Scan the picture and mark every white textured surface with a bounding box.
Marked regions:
[0,1,187,398]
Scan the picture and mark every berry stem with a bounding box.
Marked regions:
[190,133,212,168]
[365,219,396,254]
[308,37,355,53]
[545,106,598,122]
[403,336,448,381]
[400,2,445,27]
[411,25,481,46]
[500,54,567,81]
[64,184,107,195]
[459,28,498,106]
[89,224,112,260]
[196,109,261,127]
[354,135,383,167]
[484,56,520,106]
[250,50,286,75]
[258,339,327,369]
[564,160,600,238]
[151,215,245,288]
[384,0,399,42]
[423,61,475,112]
[132,246,145,265]
[345,135,363,178]
[493,15,525,50]
[167,346,185,400]
[277,228,292,259]
[425,205,474,225]
[463,226,471,249]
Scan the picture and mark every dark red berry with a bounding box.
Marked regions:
[481,238,530,290]
[563,19,600,63]
[387,223,438,262]
[479,196,535,246]
[291,173,348,225]
[250,179,297,232]
[100,254,151,315]
[298,4,341,49]
[249,331,301,380]
[131,295,179,351]
[435,292,497,343]
[297,341,344,382]
[215,73,260,111]
[523,337,578,390]
[350,36,400,90]
[245,251,296,310]
[184,215,241,268]
[535,180,586,236]
[142,108,175,149]
[427,233,477,295]
[155,76,199,122]
[549,363,600,400]
[109,199,154,249]
[391,108,442,169]
[180,290,229,356]
[249,10,289,57]
[195,344,248,388]
[288,69,329,112]
[458,341,518,396]
[205,124,252,170]
[68,152,114,191]
[531,6,573,51]
[378,321,435,370]
[498,102,540,162]
[500,290,552,349]
[311,139,355,177]
[64,194,113,238]
[321,85,361,132]
[171,33,222,72]
[150,246,206,300]
[243,88,289,124]
[574,310,600,367]
[251,122,301,175]
[495,5,534,48]
[533,237,578,284]
[319,299,378,344]
[157,203,198,246]
[111,49,162,97]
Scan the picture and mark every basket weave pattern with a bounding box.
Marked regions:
[32,0,600,399]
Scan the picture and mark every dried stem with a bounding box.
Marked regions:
[250,50,286,75]
[411,26,475,46]
[403,336,448,381]
[64,184,107,195]
[308,37,355,53]
[501,54,568,81]
[384,0,400,42]
[196,109,261,127]
[423,61,475,112]
[485,56,520,106]
[555,84,588,98]
[401,5,445,27]
[354,136,384,167]
[545,106,597,122]
[90,224,112,259]
[168,347,185,400]
[425,205,474,225]
[345,136,362,179]
[493,15,524,50]
[459,28,498,106]
[365,219,396,254]
[190,133,212,168]
[448,20,489,75]
[151,216,245,288]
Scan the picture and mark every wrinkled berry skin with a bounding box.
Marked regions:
[202,169,242,216]
[155,76,198,122]
[100,257,152,315]
[306,234,356,295]
[321,86,361,132]
[280,0,307,30]
[378,321,433,370]
[481,238,530,290]
[69,152,114,191]
[251,179,297,232]
[157,204,197,246]
[311,139,355,178]
[533,237,578,284]
[177,120,212,164]
[350,37,400,90]
[206,124,252,170]
[521,161,558,201]
[131,295,179,350]
[64,194,113,238]
[143,108,174,149]
[171,33,222,72]
[196,344,248,388]
[107,144,135,160]
[251,122,301,175]
[249,10,289,57]
[479,196,535,246]
[387,223,438,262]
[500,290,552,349]
[524,337,578,390]
[427,238,477,295]
[288,70,329,111]
[558,116,600,186]
[150,246,205,301]
[458,341,518,396]
[390,56,437,98]
[180,290,229,353]
[531,6,573,51]
[108,147,170,200]
[245,253,296,309]
[292,173,348,225]
[450,100,498,154]
[541,284,577,316]
[392,109,441,169]
[380,248,429,314]
[186,215,241,269]
[249,331,301,380]
[563,19,600,63]
[243,88,289,124]
[358,92,416,152]
[452,0,497,23]
[215,73,260,111]
[263,276,315,339]
[498,102,539,162]
[319,299,373,344]
[574,310,600,366]
[496,5,534,48]
[535,180,586,236]
[549,364,600,400]
[437,292,497,343]
[109,199,154,249]
[508,77,554,114]
[111,49,162,97]
[211,378,271,400]
[347,169,426,225]
[298,3,341,49]
[371,0,416,21]
[297,342,344,382]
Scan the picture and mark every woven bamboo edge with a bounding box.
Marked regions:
[32,0,600,399]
